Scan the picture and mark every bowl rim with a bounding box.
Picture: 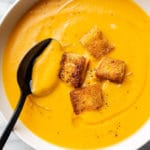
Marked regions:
[0,0,150,150]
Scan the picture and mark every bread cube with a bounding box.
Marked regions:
[59,53,88,88]
[96,57,126,83]
[70,84,103,115]
[80,26,114,59]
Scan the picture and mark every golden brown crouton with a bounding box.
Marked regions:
[70,84,103,115]
[59,53,88,88]
[96,57,126,83]
[80,26,114,59]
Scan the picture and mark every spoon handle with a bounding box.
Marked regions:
[0,92,27,149]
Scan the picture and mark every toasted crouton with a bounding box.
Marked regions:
[59,53,88,88]
[80,26,114,59]
[70,84,103,115]
[96,57,126,83]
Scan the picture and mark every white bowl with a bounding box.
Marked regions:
[0,0,150,150]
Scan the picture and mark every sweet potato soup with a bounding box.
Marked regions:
[2,0,150,149]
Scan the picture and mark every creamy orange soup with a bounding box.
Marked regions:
[2,0,150,149]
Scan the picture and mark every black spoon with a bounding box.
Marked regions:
[0,38,52,149]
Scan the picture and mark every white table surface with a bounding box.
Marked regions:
[0,1,33,149]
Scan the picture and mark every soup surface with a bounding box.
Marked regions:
[2,0,150,149]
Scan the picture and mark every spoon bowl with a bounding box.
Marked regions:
[0,38,52,149]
